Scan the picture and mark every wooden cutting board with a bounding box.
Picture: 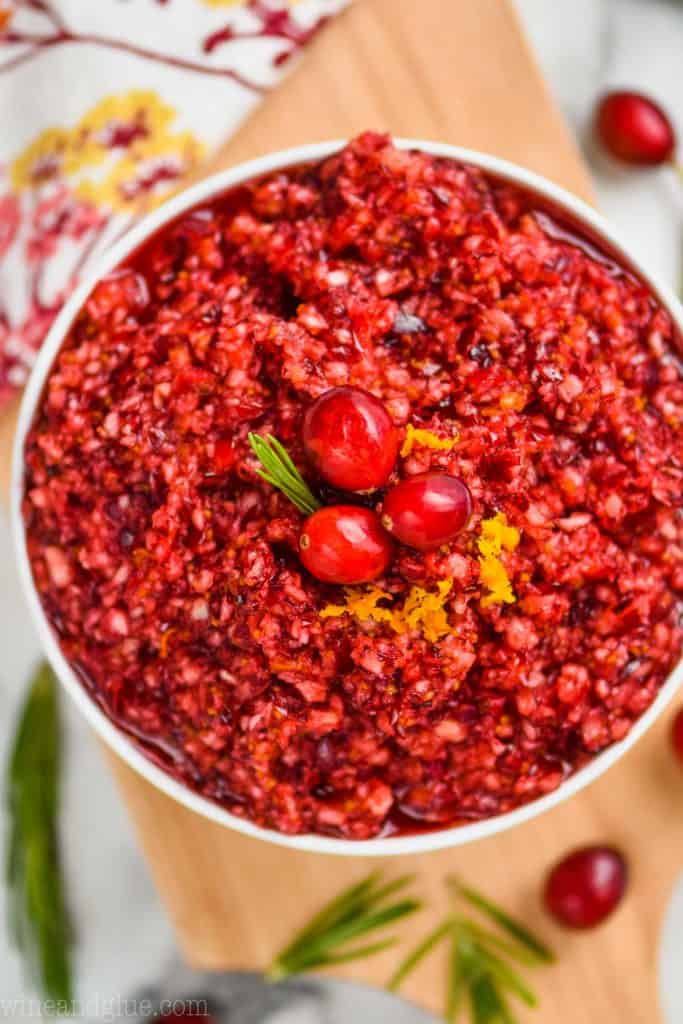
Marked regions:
[3,1,682,1021]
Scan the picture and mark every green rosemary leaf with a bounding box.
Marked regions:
[248,433,321,515]
[274,872,382,967]
[363,874,417,908]
[445,926,471,1022]
[308,937,397,968]
[284,873,415,963]
[468,973,517,1024]
[388,878,553,1023]
[472,943,537,1007]
[250,436,318,514]
[448,879,554,964]
[283,899,421,968]
[268,872,420,980]
[388,920,452,991]
[267,436,307,482]
[459,920,546,967]
[5,663,73,1004]
[272,907,420,977]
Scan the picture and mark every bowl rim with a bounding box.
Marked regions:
[11,136,683,856]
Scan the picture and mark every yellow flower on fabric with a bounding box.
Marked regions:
[66,91,177,173]
[11,90,205,212]
[77,130,205,211]
[11,128,72,189]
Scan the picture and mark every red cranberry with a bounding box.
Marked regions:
[381,473,471,552]
[671,707,683,763]
[213,440,236,472]
[544,845,627,929]
[302,387,399,492]
[299,505,393,584]
[595,91,676,166]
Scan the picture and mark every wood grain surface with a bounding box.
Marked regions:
[3,1,681,1021]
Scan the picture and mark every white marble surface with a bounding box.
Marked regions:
[1,0,683,1018]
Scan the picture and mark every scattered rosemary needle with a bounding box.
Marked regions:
[6,663,73,1004]
[449,879,553,965]
[268,871,421,980]
[248,433,321,515]
[389,877,553,1023]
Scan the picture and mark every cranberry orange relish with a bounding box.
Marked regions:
[23,134,683,839]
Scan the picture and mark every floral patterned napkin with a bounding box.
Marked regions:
[0,0,349,405]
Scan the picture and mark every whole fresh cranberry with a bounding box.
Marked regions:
[299,505,393,584]
[544,845,627,929]
[302,387,399,492]
[381,473,471,552]
[594,91,676,166]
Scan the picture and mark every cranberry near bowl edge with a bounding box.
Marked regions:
[11,138,683,857]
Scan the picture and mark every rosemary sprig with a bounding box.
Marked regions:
[5,663,73,1003]
[268,871,421,980]
[389,877,553,1023]
[449,879,553,965]
[248,433,321,515]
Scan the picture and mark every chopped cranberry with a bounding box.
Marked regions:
[594,91,676,166]
[213,440,236,472]
[381,473,472,551]
[299,505,393,584]
[544,846,627,929]
[302,386,399,492]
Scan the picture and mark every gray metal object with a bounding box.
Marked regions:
[127,963,440,1023]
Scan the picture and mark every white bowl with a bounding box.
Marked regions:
[11,139,683,856]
